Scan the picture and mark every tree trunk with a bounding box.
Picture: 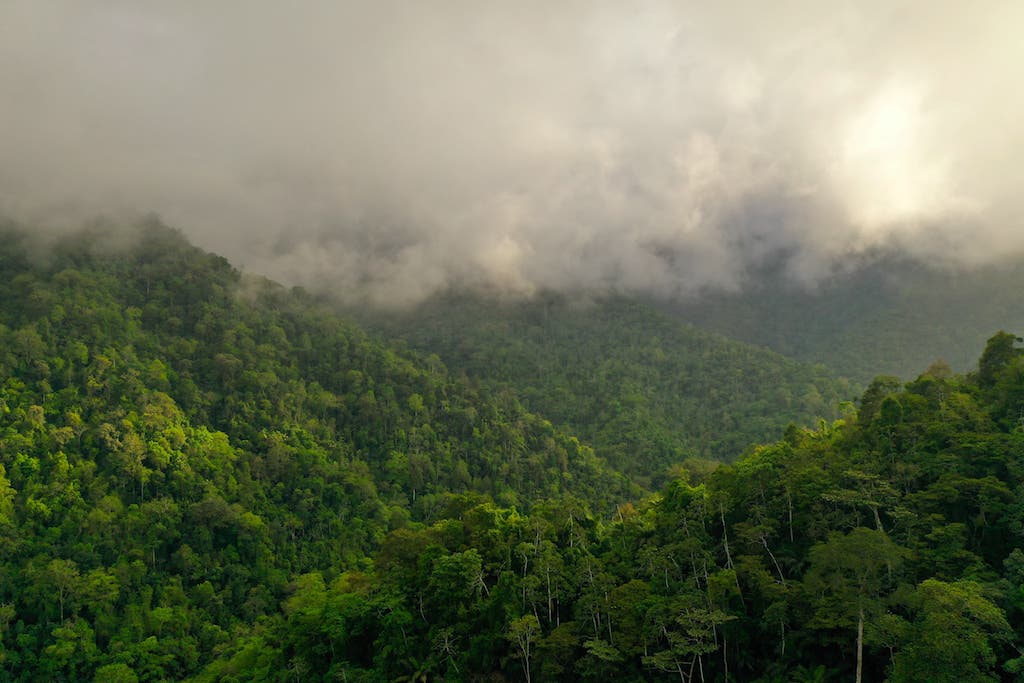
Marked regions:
[856,605,864,683]
[723,630,729,681]
[546,567,553,623]
[720,503,746,606]
[761,535,786,585]
[786,487,795,542]
[719,504,734,569]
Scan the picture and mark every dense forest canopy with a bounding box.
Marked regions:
[358,292,852,488]
[0,221,631,679]
[5,3,1024,681]
[0,221,1022,682]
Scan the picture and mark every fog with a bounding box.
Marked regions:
[2,1,1022,305]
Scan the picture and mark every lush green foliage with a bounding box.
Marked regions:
[360,292,852,486]
[198,331,1024,682]
[0,222,631,680]
[3,221,1024,682]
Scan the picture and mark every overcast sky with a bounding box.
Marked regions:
[1,1,1022,305]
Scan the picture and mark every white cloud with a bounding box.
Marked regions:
[1,0,1022,303]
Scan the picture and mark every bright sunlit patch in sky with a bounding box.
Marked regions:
[837,82,953,233]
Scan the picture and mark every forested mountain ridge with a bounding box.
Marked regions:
[359,292,853,487]
[198,332,1024,682]
[0,221,634,680]
[664,253,1024,383]
[4,220,1024,682]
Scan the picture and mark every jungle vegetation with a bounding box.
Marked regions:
[1,222,1022,681]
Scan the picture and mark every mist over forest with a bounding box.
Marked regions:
[3,2,1024,682]
[3,1,1024,305]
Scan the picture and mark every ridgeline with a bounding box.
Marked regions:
[1,222,1022,681]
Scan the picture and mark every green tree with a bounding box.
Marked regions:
[977,331,1022,388]
[507,614,540,683]
[891,580,1011,683]
[93,662,139,683]
[44,558,81,623]
[805,528,906,683]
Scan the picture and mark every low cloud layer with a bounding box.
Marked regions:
[2,1,1022,305]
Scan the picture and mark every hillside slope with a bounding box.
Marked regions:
[664,253,1024,383]
[360,292,854,486]
[198,334,1024,682]
[0,221,633,680]
[3,221,1023,681]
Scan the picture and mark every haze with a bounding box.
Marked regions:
[2,1,1022,305]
